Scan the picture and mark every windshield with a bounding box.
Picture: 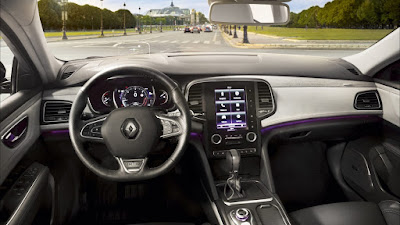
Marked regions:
[6,0,400,61]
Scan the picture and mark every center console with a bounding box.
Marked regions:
[187,78,290,225]
[187,80,274,158]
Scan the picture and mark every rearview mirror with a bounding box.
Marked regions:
[209,2,290,25]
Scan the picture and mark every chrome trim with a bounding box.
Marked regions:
[211,134,222,145]
[223,197,274,206]
[117,158,146,173]
[184,76,276,120]
[246,132,257,143]
[1,115,28,143]
[79,116,107,140]
[42,100,72,123]
[354,90,382,110]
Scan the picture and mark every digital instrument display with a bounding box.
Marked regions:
[215,87,247,130]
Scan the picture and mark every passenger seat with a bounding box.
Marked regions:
[290,201,400,225]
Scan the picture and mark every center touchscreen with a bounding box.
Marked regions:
[215,87,247,130]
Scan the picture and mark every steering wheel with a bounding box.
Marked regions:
[69,65,191,181]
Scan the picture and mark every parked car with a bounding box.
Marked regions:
[184,27,190,33]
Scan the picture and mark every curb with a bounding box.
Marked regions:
[221,30,372,50]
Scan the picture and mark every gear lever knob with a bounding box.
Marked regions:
[226,149,241,173]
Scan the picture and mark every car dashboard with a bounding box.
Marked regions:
[87,76,173,114]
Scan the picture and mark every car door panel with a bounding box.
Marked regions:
[376,83,400,127]
[0,92,41,185]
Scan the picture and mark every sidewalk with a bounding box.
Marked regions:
[222,29,376,49]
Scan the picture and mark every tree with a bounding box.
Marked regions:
[357,0,379,28]
[382,0,400,28]
[197,12,209,24]
[38,0,62,31]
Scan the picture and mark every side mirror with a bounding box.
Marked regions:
[0,61,11,93]
[0,62,5,82]
[209,2,290,25]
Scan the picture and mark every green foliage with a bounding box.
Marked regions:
[38,0,137,31]
[197,12,209,24]
[288,0,399,29]
[38,0,62,30]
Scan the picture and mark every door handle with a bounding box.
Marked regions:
[2,116,28,148]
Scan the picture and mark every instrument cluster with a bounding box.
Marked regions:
[87,76,171,114]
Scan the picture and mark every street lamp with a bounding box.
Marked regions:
[243,25,249,43]
[61,0,68,40]
[100,0,104,37]
[138,7,141,34]
[233,25,238,38]
[150,10,152,33]
[229,25,232,35]
[123,2,127,35]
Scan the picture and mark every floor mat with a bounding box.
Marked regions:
[269,141,346,212]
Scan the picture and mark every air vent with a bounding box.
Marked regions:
[257,82,274,117]
[354,91,381,110]
[61,71,74,80]
[43,101,72,123]
[187,84,204,120]
[60,63,86,80]
[348,68,360,76]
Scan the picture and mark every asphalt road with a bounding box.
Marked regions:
[47,29,363,60]
[1,29,363,79]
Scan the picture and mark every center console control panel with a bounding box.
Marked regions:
[187,80,274,158]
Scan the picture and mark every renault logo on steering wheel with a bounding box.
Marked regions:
[121,119,139,139]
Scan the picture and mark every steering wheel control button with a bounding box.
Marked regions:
[211,134,222,144]
[246,132,257,143]
[121,119,139,139]
[158,115,182,138]
[80,117,106,139]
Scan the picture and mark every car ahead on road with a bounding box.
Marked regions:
[204,26,212,32]
[184,27,191,33]
[191,26,200,33]
[0,0,399,225]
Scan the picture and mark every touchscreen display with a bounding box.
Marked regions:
[215,87,247,130]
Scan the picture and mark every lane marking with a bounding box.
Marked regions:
[160,40,169,43]
[204,41,210,44]
[182,40,189,44]
[213,32,218,42]
[171,40,178,43]
[193,40,200,44]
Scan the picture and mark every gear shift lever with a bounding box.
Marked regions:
[224,149,244,200]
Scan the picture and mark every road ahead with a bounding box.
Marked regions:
[47,29,363,61]
[1,29,363,79]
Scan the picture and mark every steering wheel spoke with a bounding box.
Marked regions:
[156,113,183,139]
[79,115,108,142]
[116,157,147,173]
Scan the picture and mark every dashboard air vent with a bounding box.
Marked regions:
[187,84,204,120]
[61,71,74,80]
[257,82,274,117]
[354,91,381,110]
[347,68,360,76]
[43,101,72,123]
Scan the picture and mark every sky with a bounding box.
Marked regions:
[68,0,333,15]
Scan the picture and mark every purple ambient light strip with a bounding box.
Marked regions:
[261,115,374,134]
[48,129,70,134]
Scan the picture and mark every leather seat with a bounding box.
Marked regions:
[290,201,400,225]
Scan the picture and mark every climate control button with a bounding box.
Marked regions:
[211,134,222,144]
[246,132,257,143]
